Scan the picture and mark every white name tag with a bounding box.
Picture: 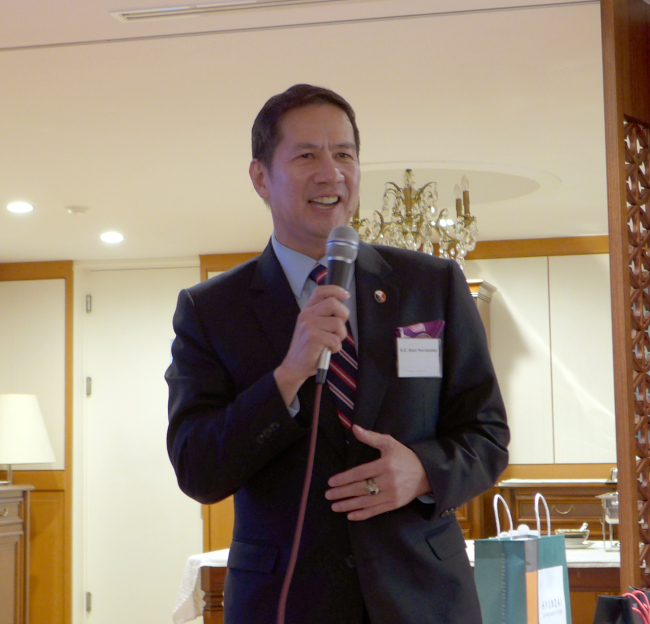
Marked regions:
[396,338,442,378]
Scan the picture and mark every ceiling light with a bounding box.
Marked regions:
[66,206,89,215]
[7,202,34,214]
[100,232,124,244]
[352,169,478,270]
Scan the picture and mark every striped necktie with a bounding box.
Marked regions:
[309,264,358,430]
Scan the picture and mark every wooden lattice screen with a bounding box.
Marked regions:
[626,118,650,585]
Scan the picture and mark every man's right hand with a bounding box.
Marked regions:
[274,285,350,406]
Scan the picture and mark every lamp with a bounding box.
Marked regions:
[352,169,478,269]
[0,394,56,485]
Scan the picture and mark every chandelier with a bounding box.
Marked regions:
[351,169,478,269]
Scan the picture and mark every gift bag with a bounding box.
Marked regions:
[592,590,650,624]
[474,493,572,624]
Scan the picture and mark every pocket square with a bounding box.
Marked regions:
[395,320,445,339]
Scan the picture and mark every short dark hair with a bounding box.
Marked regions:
[252,84,360,169]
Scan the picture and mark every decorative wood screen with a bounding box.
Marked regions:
[626,118,650,585]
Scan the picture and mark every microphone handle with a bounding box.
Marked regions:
[316,349,331,384]
[315,257,354,385]
[326,260,353,289]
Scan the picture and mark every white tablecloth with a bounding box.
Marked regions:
[174,549,229,624]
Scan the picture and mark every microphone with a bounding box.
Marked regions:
[315,225,359,384]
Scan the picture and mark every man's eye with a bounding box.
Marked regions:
[337,152,353,159]
[300,153,314,159]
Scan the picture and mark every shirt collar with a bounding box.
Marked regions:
[271,233,326,299]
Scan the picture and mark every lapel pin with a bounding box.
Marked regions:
[374,290,386,303]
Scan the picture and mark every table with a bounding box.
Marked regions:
[177,542,620,624]
[173,549,228,624]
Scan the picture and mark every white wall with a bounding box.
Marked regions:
[465,253,615,464]
[548,254,615,462]
[0,278,65,469]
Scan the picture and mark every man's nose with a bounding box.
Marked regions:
[314,154,344,183]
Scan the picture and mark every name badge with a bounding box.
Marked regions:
[396,337,442,378]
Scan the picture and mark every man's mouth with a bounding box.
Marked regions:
[309,196,340,207]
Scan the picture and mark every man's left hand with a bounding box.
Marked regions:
[325,425,432,521]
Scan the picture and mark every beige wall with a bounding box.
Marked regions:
[465,253,615,465]
[0,278,66,469]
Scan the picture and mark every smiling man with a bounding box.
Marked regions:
[166,84,509,624]
[250,102,360,260]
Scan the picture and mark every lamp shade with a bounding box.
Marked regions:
[0,394,56,464]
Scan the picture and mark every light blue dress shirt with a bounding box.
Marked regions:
[271,233,357,418]
[271,233,358,346]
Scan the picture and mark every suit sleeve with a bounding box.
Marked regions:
[408,260,509,517]
[165,288,307,505]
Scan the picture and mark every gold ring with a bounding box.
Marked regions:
[365,478,380,496]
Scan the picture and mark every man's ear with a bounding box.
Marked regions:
[249,159,271,201]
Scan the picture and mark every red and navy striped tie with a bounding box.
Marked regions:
[309,264,358,430]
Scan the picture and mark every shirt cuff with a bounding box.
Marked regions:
[287,395,300,418]
[417,494,435,504]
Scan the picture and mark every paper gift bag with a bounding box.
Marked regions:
[474,493,572,624]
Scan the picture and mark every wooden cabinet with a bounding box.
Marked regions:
[498,480,617,539]
[456,491,497,539]
[0,485,32,624]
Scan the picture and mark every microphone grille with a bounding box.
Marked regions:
[326,225,359,263]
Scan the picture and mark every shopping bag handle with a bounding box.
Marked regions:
[493,494,514,537]
[534,493,552,537]
[623,590,650,624]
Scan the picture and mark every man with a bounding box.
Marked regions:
[166,84,509,623]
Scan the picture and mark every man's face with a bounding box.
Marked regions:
[250,103,361,259]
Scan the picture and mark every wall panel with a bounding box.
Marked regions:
[549,255,616,463]
[0,279,65,470]
[29,490,65,624]
[464,257,554,464]
[0,261,72,624]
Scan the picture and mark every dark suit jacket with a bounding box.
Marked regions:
[166,241,509,624]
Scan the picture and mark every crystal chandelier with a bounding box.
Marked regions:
[352,169,479,269]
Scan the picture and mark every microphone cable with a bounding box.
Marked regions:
[276,381,324,624]
[276,225,359,624]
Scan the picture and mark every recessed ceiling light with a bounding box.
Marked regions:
[7,201,34,214]
[100,232,124,244]
[66,205,89,215]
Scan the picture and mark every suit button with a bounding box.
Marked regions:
[345,555,356,569]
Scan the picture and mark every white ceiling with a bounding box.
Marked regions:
[0,0,607,263]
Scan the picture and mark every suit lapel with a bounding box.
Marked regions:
[352,244,399,443]
[250,241,347,457]
[250,241,300,362]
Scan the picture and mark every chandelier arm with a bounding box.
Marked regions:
[413,182,436,203]
[374,211,387,243]
[432,220,462,245]
[385,182,403,196]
